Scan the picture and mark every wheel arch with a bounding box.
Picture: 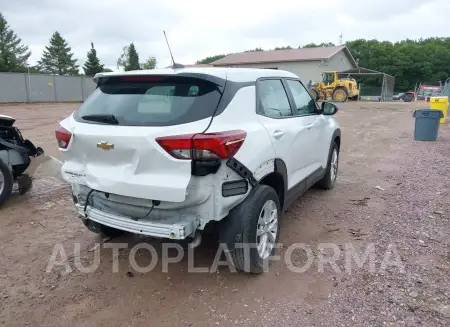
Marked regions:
[333,129,341,150]
[333,85,348,92]
[258,158,287,210]
[330,128,341,154]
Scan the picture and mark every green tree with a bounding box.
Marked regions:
[346,38,450,91]
[245,47,264,52]
[27,65,41,73]
[0,13,31,72]
[274,46,293,50]
[197,54,227,64]
[301,42,335,48]
[83,42,104,76]
[197,38,450,92]
[117,43,141,71]
[141,56,157,70]
[38,31,79,75]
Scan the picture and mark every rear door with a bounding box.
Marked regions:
[59,74,224,202]
[256,78,316,191]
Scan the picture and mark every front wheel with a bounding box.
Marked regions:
[332,88,348,102]
[0,159,14,208]
[220,185,281,274]
[309,88,319,101]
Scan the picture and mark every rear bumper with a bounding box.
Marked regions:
[76,204,200,240]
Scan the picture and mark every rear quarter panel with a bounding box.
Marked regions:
[207,85,276,176]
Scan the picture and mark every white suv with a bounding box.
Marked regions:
[56,68,341,273]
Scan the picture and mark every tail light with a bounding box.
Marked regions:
[156,130,247,160]
[55,126,72,149]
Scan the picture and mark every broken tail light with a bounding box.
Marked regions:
[156,130,247,160]
[55,126,72,149]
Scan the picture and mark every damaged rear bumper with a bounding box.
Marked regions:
[76,204,200,240]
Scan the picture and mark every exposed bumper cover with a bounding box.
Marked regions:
[23,155,64,180]
[76,204,200,239]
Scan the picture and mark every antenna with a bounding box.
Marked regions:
[163,30,184,69]
[339,33,343,45]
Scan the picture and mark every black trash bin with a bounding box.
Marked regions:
[413,109,444,141]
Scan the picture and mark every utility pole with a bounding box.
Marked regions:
[339,33,343,45]
[27,64,32,102]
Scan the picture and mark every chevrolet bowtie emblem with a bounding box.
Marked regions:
[97,141,114,150]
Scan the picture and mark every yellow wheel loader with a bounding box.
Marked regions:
[308,71,359,102]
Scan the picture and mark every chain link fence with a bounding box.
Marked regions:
[0,72,96,103]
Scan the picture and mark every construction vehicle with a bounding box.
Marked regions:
[308,71,359,102]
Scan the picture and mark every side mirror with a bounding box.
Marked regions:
[321,102,338,115]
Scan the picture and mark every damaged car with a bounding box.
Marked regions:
[0,115,47,207]
[56,68,341,273]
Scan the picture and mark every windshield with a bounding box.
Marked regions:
[322,73,334,85]
[74,76,221,126]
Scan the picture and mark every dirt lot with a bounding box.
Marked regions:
[0,102,449,327]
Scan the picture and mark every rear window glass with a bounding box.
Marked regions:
[74,76,221,126]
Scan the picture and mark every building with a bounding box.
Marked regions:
[209,46,358,84]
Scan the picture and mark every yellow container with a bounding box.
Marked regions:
[430,96,448,123]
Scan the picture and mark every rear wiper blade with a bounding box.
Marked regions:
[81,114,119,125]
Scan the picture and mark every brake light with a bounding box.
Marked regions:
[120,76,163,82]
[156,130,247,160]
[55,126,72,149]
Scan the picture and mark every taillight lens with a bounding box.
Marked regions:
[156,130,247,160]
[55,126,72,149]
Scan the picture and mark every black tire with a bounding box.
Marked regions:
[309,88,319,101]
[85,220,124,238]
[316,141,339,189]
[332,88,348,102]
[220,185,281,274]
[0,159,14,208]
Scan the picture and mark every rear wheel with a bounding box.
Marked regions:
[220,185,281,274]
[0,159,14,208]
[332,88,348,102]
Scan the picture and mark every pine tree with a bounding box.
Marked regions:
[0,13,31,72]
[127,43,140,71]
[83,42,104,76]
[38,31,79,75]
[117,43,141,71]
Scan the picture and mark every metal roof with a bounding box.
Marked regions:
[339,67,392,76]
[211,46,357,67]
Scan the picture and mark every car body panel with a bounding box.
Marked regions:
[60,115,212,202]
[58,68,341,239]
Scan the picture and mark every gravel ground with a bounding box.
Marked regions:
[0,101,449,327]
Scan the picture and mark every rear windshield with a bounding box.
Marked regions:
[74,76,221,126]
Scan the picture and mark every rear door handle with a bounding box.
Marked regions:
[306,124,314,130]
[273,130,285,139]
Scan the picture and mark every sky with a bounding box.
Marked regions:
[1,0,449,71]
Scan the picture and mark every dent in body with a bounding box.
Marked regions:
[71,161,249,230]
[209,86,277,175]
